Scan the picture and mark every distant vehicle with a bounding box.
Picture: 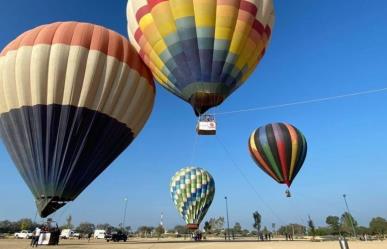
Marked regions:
[105,231,127,242]
[60,229,80,239]
[93,230,106,239]
[14,230,33,239]
[72,232,80,239]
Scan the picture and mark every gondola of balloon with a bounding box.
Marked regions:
[0,0,306,223]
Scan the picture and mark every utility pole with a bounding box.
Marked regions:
[292,224,295,239]
[122,197,128,230]
[160,212,166,234]
[272,223,276,236]
[343,194,357,238]
[224,196,230,240]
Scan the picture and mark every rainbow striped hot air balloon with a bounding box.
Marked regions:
[170,167,215,230]
[127,0,275,115]
[248,123,307,189]
[0,22,155,217]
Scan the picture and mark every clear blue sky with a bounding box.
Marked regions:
[1,0,387,230]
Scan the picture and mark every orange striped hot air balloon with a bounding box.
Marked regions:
[248,123,307,192]
[0,22,155,217]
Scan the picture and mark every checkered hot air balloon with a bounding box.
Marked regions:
[170,167,215,230]
[127,0,275,115]
[0,22,155,217]
[248,123,308,188]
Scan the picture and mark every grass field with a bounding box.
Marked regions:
[1,238,386,249]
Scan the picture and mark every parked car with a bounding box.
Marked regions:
[72,232,80,239]
[93,230,106,239]
[105,231,127,242]
[14,230,33,239]
[60,229,81,239]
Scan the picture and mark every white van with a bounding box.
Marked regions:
[93,230,106,239]
[60,229,73,239]
[60,229,80,239]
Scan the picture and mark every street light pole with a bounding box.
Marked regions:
[224,196,230,240]
[122,197,128,230]
[342,194,357,238]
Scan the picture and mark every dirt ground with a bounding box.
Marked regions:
[1,238,386,249]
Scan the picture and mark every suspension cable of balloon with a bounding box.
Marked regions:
[213,87,387,116]
[51,201,73,223]
[285,194,311,227]
[215,135,287,225]
[189,115,201,166]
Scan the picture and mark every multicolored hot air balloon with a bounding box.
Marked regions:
[127,0,275,115]
[0,22,155,217]
[248,123,307,189]
[170,167,215,230]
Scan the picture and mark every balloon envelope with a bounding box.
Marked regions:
[0,22,155,217]
[248,123,307,187]
[170,167,215,230]
[127,0,275,115]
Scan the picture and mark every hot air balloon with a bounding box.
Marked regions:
[127,0,275,116]
[170,167,215,230]
[248,123,307,196]
[0,22,155,217]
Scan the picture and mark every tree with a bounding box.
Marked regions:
[76,222,95,235]
[96,223,112,231]
[125,226,132,233]
[278,224,306,236]
[64,215,74,229]
[137,226,154,237]
[19,219,33,231]
[208,217,224,234]
[308,216,316,240]
[203,222,212,233]
[326,216,340,235]
[155,225,165,238]
[369,217,387,236]
[0,220,22,233]
[233,222,242,235]
[357,226,370,236]
[340,212,358,236]
[0,219,39,234]
[315,227,330,236]
[253,211,262,235]
[241,229,250,237]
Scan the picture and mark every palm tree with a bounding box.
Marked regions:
[253,211,262,239]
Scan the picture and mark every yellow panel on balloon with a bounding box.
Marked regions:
[193,0,216,27]
[153,40,167,55]
[151,3,177,36]
[138,13,154,29]
[143,25,161,45]
[150,52,165,69]
[170,0,194,19]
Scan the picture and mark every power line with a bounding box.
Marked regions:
[214,87,387,116]
[215,135,287,225]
